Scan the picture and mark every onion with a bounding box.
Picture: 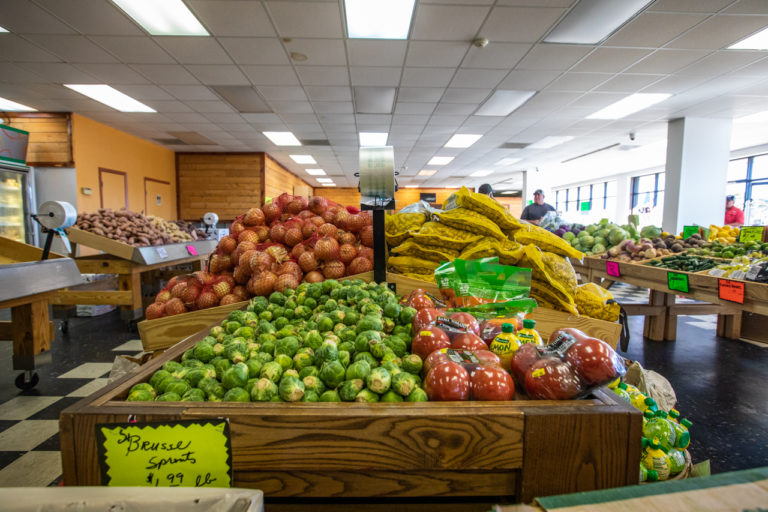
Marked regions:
[304,270,324,283]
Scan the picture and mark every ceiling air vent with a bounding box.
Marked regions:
[154,138,188,145]
[498,142,529,149]
[300,139,331,146]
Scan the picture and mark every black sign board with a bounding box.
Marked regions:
[420,192,436,202]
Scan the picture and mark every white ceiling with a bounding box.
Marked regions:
[1,0,768,189]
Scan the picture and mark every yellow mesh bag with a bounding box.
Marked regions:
[390,238,459,262]
[411,221,483,250]
[401,272,436,284]
[498,238,525,265]
[518,244,577,297]
[435,208,505,240]
[575,283,621,322]
[388,255,440,276]
[514,223,585,260]
[530,282,580,316]
[459,237,500,260]
[453,186,522,233]
[385,212,427,246]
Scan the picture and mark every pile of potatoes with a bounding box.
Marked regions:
[74,209,191,247]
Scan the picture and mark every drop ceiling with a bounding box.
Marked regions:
[1,0,768,189]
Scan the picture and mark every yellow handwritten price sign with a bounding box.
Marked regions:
[739,226,764,243]
[96,420,232,488]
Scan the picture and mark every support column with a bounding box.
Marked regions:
[663,117,732,234]
[614,174,631,224]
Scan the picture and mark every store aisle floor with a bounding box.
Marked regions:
[0,290,765,486]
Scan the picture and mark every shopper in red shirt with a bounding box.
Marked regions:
[724,195,745,226]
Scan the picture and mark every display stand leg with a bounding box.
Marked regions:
[644,290,670,341]
[118,272,143,323]
[373,209,386,284]
[717,311,742,339]
[664,293,677,341]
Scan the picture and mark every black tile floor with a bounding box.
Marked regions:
[0,283,764,486]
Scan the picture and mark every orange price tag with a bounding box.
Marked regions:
[718,279,744,304]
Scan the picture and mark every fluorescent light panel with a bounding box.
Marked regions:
[111,0,209,36]
[544,0,652,44]
[359,132,388,146]
[354,87,396,114]
[476,90,535,116]
[0,96,36,111]
[405,185,419,188]
[470,170,493,177]
[344,0,415,39]
[323,183,337,187]
[496,157,522,166]
[263,131,301,146]
[306,169,326,176]
[587,93,670,120]
[417,169,437,176]
[730,26,768,50]
[317,178,334,183]
[530,136,575,149]
[64,84,155,112]
[445,134,482,148]
[290,154,316,164]
[427,156,453,166]
[0,25,8,33]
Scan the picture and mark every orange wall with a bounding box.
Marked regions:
[72,114,176,216]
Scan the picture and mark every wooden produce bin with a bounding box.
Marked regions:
[61,324,642,509]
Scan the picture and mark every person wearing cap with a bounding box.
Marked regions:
[725,195,744,226]
[520,189,555,225]
[477,183,494,197]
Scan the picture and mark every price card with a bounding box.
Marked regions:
[667,271,689,293]
[682,225,699,239]
[606,261,620,278]
[96,420,232,488]
[718,279,745,304]
[156,247,169,259]
[186,245,198,256]
[739,226,764,243]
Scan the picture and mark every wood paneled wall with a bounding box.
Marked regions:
[4,113,72,166]
[496,196,523,218]
[176,153,263,221]
[264,155,313,201]
[312,187,361,206]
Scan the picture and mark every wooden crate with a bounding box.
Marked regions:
[60,324,642,508]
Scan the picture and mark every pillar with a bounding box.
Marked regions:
[663,117,732,233]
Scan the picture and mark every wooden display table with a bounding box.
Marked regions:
[60,324,642,508]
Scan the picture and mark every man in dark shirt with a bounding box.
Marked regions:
[520,189,555,225]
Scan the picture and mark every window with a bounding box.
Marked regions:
[553,180,618,224]
[631,172,664,226]
[751,154,768,181]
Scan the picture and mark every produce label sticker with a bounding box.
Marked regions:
[96,419,232,488]
[156,247,169,259]
[667,272,689,293]
[718,279,745,304]
[606,261,620,278]
[739,226,764,243]
[186,244,198,256]
[682,225,699,239]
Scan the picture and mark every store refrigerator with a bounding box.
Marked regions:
[0,124,36,245]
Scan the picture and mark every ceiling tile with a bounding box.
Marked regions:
[435,103,477,115]
[257,86,308,101]
[497,0,574,6]
[401,67,456,87]
[305,86,352,101]
[187,65,249,85]
[442,87,491,103]
[24,34,118,63]
[571,48,652,73]
[296,66,349,86]
[133,64,200,84]
[517,44,592,71]
[451,68,506,88]
[392,114,432,125]
[346,40,407,67]
[34,0,144,35]
[17,62,97,83]
[725,0,768,14]
[204,112,246,124]
[678,50,765,76]
[0,35,59,62]
[155,38,232,65]
[605,12,707,48]
[144,100,192,113]
[463,43,530,69]
[185,100,235,113]
[0,63,51,83]
[313,101,354,114]
[0,1,75,34]
[91,36,174,64]
[498,69,560,89]
[626,49,710,73]
[649,0,735,12]
[406,41,469,68]
[480,7,566,43]
[266,1,343,38]
[547,72,612,91]
[162,85,217,100]
[241,65,299,86]
[350,67,401,86]
[187,0,276,37]
[665,15,768,50]
[285,39,347,66]
[397,87,445,102]
[411,5,491,41]
[732,56,768,76]
[638,74,711,94]
[74,63,149,84]
[115,84,174,100]
[594,73,665,92]
[318,114,355,125]
[218,38,288,65]
[568,92,629,109]
[395,102,437,114]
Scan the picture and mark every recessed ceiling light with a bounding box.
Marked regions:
[470,170,493,177]
[290,154,316,164]
[427,156,454,166]
[64,84,155,112]
[587,93,671,120]
[729,26,768,50]
[530,136,575,149]
[323,183,337,187]
[405,185,419,188]
[111,0,209,36]
[344,0,415,40]
[0,25,8,33]
[496,157,522,166]
[445,134,482,148]
[306,168,326,175]
[417,169,437,176]
[476,90,535,116]
[544,0,652,44]
[263,131,301,146]
[317,178,333,183]
[0,96,36,111]
[359,132,388,146]
[738,110,768,123]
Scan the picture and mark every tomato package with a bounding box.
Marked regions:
[436,258,532,307]
[423,348,513,401]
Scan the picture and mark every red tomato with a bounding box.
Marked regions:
[412,308,440,333]
[478,319,502,343]
[524,358,582,400]
[509,343,541,385]
[564,337,620,386]
[474,349,502,368]
[408,293,434,311]
[452,332,488,352]
[411,327,451,360]
[449,312,480,336]
[424,362,470,401]
[470,366,514,401]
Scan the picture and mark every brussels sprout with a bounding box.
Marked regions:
[181,348,194,362]
[259,310,273,322]
[366,367,391,394]
[278,375,305,402]
[381,361,402,377]
[323,299,339,313]
[356,315,383,334]
[381,390,404,403]
[231,326,253,340]
[360,304,382,317]
[181,388,205,402]
[338,328,356,345]
[210,325,226,340]
[353,351,378,368]
[224,341,248,364]
[380,351,400,365]
[275,336,300,358]
[221,362,249,390]
[260,361,283,383]
[338,350,350,368]
[383,303,401,321]
[315,341,339,367]
[355,389,380,403]
[338,341,355,354]
[339,379,364,401]
[368,341,387,360]
[293,351,314,371]
[258,320,276,334]
[294,305,312,320]
[250,378,278,402]
[182,358,204,369]
[319,360,345,389]
[299,366,319,379]
[392,325,409,337]
[224,321,241,334]
[274,317,290,331]
[382,317,395,334]
[213,358,232,380]
[392,372,419,397]
[198,376,220,394]
[157,376,177,394]
[212,343,225,358]
[319,390,341,402]
[302,375,326,395]
[283,369,299,379]
[163,361,183,374]
[223,387,250,402]
[130,382,157,398]
[127,389,154,401]
[171,367,190,381]
[274,353,294,372]
[399,307,417,326]
[304,296,319,309]
[354,331,381,353]
[317,316,334,333]
[345,360,371,381]
[302,330,323,351]
[244,358,263,379]
[255,352,273,365]
[405,388,428,402]
[299,390,319,402]
[184,369,207,388]
[156,392,181,402]
[269,291,286,306]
